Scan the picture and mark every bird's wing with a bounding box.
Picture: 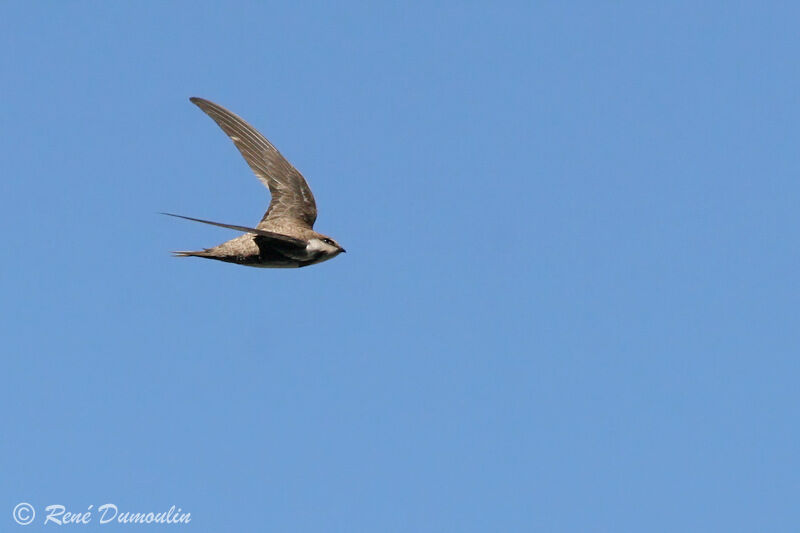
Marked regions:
[162,213,307,247]
[190,97,317,229]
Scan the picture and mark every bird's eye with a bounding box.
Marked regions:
[323,238,333,245]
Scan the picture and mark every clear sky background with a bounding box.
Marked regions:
[2,2,798,531]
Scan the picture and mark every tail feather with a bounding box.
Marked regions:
[171,250,211,258]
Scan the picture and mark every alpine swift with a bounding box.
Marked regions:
[164,97,345,268]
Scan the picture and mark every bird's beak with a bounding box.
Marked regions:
[340,247,347,253]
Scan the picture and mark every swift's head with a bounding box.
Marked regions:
[307,234,346,261]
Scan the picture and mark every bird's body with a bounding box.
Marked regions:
[166,97,345,268]
[173,221,342,268]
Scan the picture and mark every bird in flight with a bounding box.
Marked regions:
[164,97,345,268]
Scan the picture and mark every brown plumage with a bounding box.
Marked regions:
[165,98,345,268]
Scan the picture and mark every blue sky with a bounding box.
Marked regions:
[2,2,799,531]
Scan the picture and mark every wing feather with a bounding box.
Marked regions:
[161,213,307,247]
[190,97,317,228]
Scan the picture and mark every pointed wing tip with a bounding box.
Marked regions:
[189,96,213,107]
[189,96,207,109]
[161,213,196,223]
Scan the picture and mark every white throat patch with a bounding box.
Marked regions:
[307,238,338,255]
